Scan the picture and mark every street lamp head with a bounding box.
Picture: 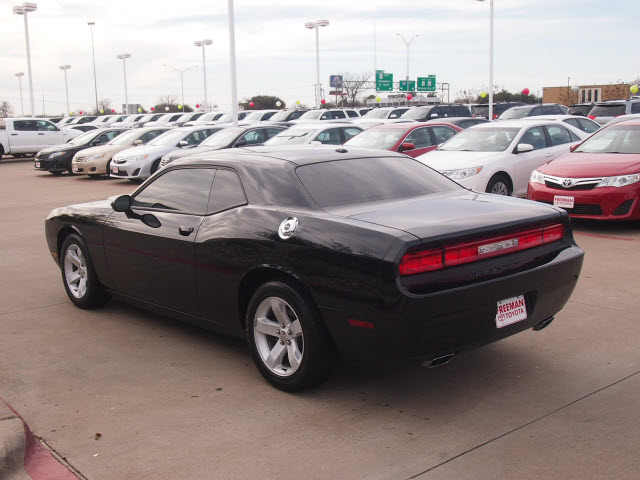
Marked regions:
[59,65,71,70]
[15,72,24,77]
[117,53,131,59]
[316,19,329,27]
[304,22,317,29]
[87,21,95,26]
[22,2,37,11]
[13,6,24,14]
[194,41,203,46]
[203,39,213,45]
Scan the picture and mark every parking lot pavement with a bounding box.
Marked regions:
[1,156,639,479]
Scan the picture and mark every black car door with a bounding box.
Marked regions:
[103,167,216,315]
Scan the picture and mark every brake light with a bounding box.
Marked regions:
[588,115,596,120]
[399,224,565,276]
[493,114,499,119]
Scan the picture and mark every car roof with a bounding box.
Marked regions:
[519,115,593,121]
[284,122,359,129]
[609,119,640,126]
[366,121,453,130]
[474,119,557,128]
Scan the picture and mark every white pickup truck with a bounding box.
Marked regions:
[0,117,82,159]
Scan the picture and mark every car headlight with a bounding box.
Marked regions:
[530,170,545,185]
[441,167,483,180]
[596,173,640,188]
[85,153,105,162]
[123,154,150,163]
[49,151,65,159]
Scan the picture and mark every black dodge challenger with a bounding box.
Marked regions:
[45,146,584,390]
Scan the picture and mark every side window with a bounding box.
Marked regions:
[545,125,573,146]
[288,111,304,120]
[530,107,542,116]
[14,120,37,131]
[459,120,476,129]
[315,128,342,145]
[182,132,201,145]
[345,110,358,118]
[342,127,362,141]
[577,119,599,134]
[170,114,182,122]
[431,126,457,144]
[208,169,247,213]
[139,130,164,143]
[238,129,266,145]
[132,168,216,214]
[262,112,276,121]
[564,118,580,129]
[519,126,548,150]
[37,120,57,131]
[428,108,441,119]
[631,103,640,114]
[332,111,347,119]
[95,131,120,144]
[390,109,405,118]
[454,106,470,117]
[568,130,581,142]
[265,128,285,138]
[404,127,433,148]
[320,112,330,120]
[190,113,204,120]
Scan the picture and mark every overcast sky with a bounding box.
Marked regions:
[1,0,638,116]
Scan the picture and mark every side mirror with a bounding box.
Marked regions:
[515,143,534,153]
[111,194,132,212]
[178,140,189,147]
[399,142,416,152]
[133,139,143,146]
[91,140,102,146]
[389,114,398,119]
[569,143,580,152]
[234,138,247,147]
[431,113,439,118]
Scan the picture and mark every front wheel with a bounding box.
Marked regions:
[246,282,331,391]
[60,233,109,309]
[486,174,511,196]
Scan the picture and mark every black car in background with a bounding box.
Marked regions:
[426,116,489,129]
[268,109,309,122]
[401,104,472,122]
[567,103,594,116]
[472,102,525,120]
[498,103,568,120]
[34,128,124,174]
[45,146,583,390]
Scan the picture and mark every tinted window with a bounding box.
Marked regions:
[37,120,57,131]
[454,106,471,117]
[315,128,342,145]
[405,127,433,148]
[332,111,347,119]
[632,103,640,114]
[132,168,216,214]
[265,128,285,138]
[545,125,573,146]
[429,108,442,119]
[577,119,600,134]
[14,120,37,131]
[296,157,459,209]
[191,113,204,120]
[530,107,543,116]
[345,110,359,118]
[564,118,581,129]
[183,130,212,145]
[519,127,547,150]
[94,131,121,144]
[262,112,276,120]
[590,104,626,117]
[391,109,407,118]
[237,129,266,146]
[208,169,247,213]
[342,127,362,141]
[77,117,97,124]
[459,120,479,129]
[431,126,457,144]
[139,130,166,143]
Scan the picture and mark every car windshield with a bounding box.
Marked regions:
[363,109,391,119]
[499,107,532,120]
[344,128,405,149]
[401,107,432,119]
[200,127,243,147]
[197,112,218,122]
[134,115,154,123]
[296,156,459,209]
[108,130,143,146]
[264,128,317,145]
[438,127,520,152]
[147,129,190,146]
[575,125,640,154]
[298,111,323,120]
[244,112,264,121]
[269,110,293,121]
[154,114,174,122]
[68,130,99,146]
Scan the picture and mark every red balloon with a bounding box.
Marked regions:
[111,109,115,113]
[320,99,326,105]
[249,102,255,107]
[79,110,83,114]
[150,107,155,111]
[522,88,530,96]
[407,94,413,100]
[195,104,200,108]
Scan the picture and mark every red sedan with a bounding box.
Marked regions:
[527,120,640,220]
[344,122,462,157]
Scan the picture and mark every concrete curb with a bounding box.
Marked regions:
[0,398,80,480]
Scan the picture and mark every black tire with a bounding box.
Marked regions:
[246,281,331,391]
[485,174,512,196]
[60,233,109,309]
[66,159,74,175]
[150,158,161,175]
[105,160,112,178]
[49,171,63,175]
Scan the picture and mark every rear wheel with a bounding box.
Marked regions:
[60,233,109,309]
[246,282,331,391]
[486,174,511,196]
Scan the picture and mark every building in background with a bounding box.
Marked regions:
[543,84,630,106]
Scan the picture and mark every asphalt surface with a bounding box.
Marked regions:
[1,155,639,480]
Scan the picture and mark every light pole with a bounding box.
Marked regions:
[164,64,197,109]
[228,0,238,127]
[194,39,212,110]
[116,53,131,114]
[59,65,71,116]
[476,0,494,120]
[396,33,419,85]
[305,19,329,109]
[15,73,25,116]
[88,22,99,113]
[13,2,37,117]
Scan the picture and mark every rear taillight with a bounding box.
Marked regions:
[493,114,499,119]
[587,115,596,120]
[399,224,565,276]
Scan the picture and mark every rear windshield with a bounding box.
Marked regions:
[568,105,592,115]
[499,107,533,120]
[575,125,640,154]
[296,157,458,209]
[401,107,433,120]
[590,104,626,117]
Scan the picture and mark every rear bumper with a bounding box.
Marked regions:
[320,245,584,364]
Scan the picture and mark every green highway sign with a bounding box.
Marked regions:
[417,75,436,92]
[376,70,393,92]
[399,80,416,92]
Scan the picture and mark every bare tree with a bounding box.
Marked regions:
[339,72,372,107]
[0,101,14,118]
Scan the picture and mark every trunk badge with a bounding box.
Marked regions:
[279,217,299,240]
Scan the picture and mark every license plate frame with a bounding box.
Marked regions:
[496,295,527,328]
[72,164,79,172]
[112,166,119,174]
[35,161,41,168]
[553,195,574,209]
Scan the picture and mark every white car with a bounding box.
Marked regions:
[263,123,363,146]
[183,111,225,126]
[240,110,279,123]
[520,115,600,134]
[110,126,219,180]
[352,107,409,128]
[416,120,588,197]
[143,113,185,127]
[293,109,360,123]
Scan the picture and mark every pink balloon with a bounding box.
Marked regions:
[111,109,115,113]
[321,99,326,105]
[407,94,413,100]
[195,104,200,108]
[79,110,83,114]
[150,107,155,111]
[522,88,530,96]
[249,102,255,108]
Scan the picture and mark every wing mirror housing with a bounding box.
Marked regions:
[133,139,143,146]
[234,138,247,147]
[399,142,416,152]
[111,194,132,212]
[178,140,189,147]
[515,143,534,153]
[389,114,398,119]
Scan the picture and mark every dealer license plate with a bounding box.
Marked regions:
[496,295,527,328]
[553,195,574,209]
[35,161,40,168]
[112,166,119,174]
[72,164,79,172]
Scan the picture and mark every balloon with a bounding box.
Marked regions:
[70,112,74,116]
[296,100,301,105]
[150,107,155,111]
[165,106,170,111]
[407,94,413,101]
[276,101,282,107]
[111,109,115,113]
[249,102,255,107]
[79,110,83,114]
[178,104,183,110]
[522,88,530,96]
[195,104,200,108]
[631,85,639,94]
[375,96,381,102]
[480,91,487,98]
[100,109,104,114]
[137,107,142,113]
[572,85,580,92]
[320,99,326,105]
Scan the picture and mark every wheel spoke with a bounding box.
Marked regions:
[289,319,303,337]
[77,278,87,298]
[287,342,303,371]
[255,316,280,337]
[265,342,287,369]
[270,298,290,326]
[66,271,81,286]
[68,249,82,267]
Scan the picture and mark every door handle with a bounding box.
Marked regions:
[11,133,18,136]
[38,133,45,135]
[178,226,194,236]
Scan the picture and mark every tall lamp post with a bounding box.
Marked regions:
[193,39,212,110]
[164,64,197,109]
[88,22,99,113]
[227,0,238,127]
[304,19,329,109]
[116,53,131,114]
[396,33,419,85]
[476,0,494,120]
[13,2,37,117]
[59,65,71,116]
[15,73,25,116]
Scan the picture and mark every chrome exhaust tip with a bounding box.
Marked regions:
[424,353,455,368]
[533,316,554,331]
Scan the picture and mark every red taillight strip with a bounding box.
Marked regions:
[399,224,565,276]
